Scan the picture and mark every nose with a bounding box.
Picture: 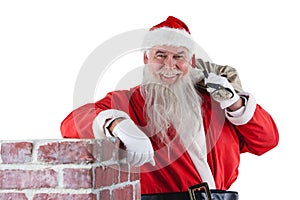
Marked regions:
[163,55,176,69]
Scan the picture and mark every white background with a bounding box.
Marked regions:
[0,0,299,199]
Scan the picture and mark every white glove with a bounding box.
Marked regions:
[112,118,155,167]
[205,73,240,109]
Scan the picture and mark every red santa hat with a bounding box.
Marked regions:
[143,16,195,52]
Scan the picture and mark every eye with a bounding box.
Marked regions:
[155,54,167,59]
[173,55,184,60]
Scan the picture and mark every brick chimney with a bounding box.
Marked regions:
[0,138,141,200]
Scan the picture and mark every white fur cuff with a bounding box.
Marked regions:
[225,92,256,125]
[92,109,130,139]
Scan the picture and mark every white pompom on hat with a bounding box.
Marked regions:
[142,16,195,53]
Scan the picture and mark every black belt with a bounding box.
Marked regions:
[141,183,239,200]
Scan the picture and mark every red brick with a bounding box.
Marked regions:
[112,185,134,200]
[99,139,116,161]
[63,168,92,189]
[0,193,28,200]
[95,165,119,188]
[99,189,110,200]
[37,141,95,164]
[130,166,140,182]
[33,193,96,200]
[1,142,32,164]
[0,169,57,189]
[91,139,121,162]
[120,164,129,183]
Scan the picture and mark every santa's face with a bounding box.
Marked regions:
[144,46,191,84]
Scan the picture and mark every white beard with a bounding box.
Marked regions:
[140,65,204,148]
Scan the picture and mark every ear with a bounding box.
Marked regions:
[143,52,148,64]
[191,54,196,68]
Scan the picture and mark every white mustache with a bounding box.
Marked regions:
[156,67,182,77]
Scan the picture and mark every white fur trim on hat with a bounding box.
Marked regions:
[142,27,195,52]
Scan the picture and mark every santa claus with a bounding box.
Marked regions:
[61,16,279,200]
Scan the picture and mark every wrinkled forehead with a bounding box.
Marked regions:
[149,45,190,55]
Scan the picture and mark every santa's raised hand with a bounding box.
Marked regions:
[205,73,240,109]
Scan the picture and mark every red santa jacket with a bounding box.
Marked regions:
[60,85,279,194]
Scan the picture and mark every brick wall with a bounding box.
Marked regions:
[0,138,140,200]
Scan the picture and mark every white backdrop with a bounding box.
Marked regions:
[0,1,299,199]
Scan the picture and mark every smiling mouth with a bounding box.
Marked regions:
[161,74,178,78]
[156,68,182,83]
[159,73,180,83]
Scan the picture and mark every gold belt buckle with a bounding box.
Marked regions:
[188,182,212,200]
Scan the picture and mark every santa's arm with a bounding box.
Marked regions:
[225,93,279,155]
[60,89,155,166]
[60,92,124,139]
[61,103,101,138]
[197,59,279,155]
